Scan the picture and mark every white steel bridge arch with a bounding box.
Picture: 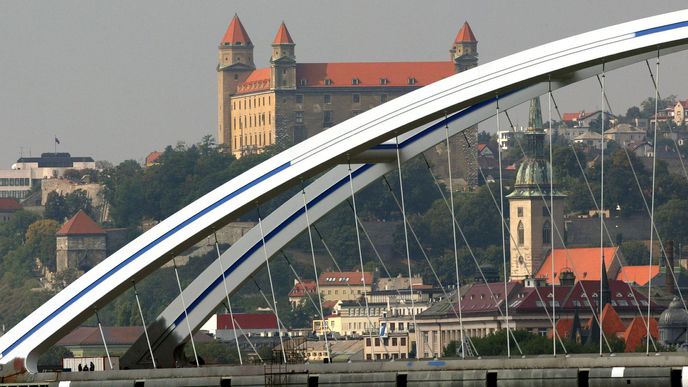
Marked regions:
[2,9,688,374]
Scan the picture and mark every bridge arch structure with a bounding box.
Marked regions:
[2,9,688,375]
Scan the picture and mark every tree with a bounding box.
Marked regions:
[619,240,650,266]
[25,219,60,271]
[44,191,69,222]
[656,199,688,244]
[64,189,95,219]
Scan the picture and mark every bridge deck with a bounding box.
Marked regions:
[8,353,688,386]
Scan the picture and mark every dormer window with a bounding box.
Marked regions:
[352,78,360,85]
[324,78,332,85]
[379,78,389,85]
[408,77,417,85]
[300,79,308,86]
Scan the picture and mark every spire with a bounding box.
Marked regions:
[528,97,543,132]
[601,259,610,307]
[273,22,294,44]
[454,21,477,43]
[222,14,252,45]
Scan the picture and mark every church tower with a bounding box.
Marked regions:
[271,22,296,90]
[217,15,255,152]
[507,97,566,280]
[450,22,478,72]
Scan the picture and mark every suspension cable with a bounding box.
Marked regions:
[95,309,114,370]
[394,136,421,355]
[221,301,263,364]
[213,232,243,365]
[647,52,660,355]
[301,184,331,361]
[347,162,376,359]
[444,113,467,359]
[256,208,287,363]
[132,282,156,368]
[599,63,606,357]
[172,257,199,367]
[548,80,557,356]
[494,97,512,358]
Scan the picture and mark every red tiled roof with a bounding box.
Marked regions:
[145,151,161,166]
[216,313,277,330]
[273,22,294,44]
[322,300,339,310]
[459,281,522,313]
[288,280,317,297]
[679,100,688,109]
[562,112,581,122]
[57,326,143,346]
[56,210,104,236]
[221,14,251,45]
[599,303,625,335]
[536,247,619,285]
[623,316,658,352]
[454,22,477,43]
[549,318,573,339]
[616,265,660,286]
[319,271,373,286]
[236,68,271,94]
[0,198,22,212]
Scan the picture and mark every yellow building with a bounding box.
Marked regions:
[217,16,479,160]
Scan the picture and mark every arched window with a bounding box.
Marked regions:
[518,221,525,246]
[543,220,551,244]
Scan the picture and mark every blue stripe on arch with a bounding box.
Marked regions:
[635,20,688,37]
[0,161,290,358]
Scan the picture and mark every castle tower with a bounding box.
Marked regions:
[507,97,566,280]
[217,15,255,152]
[271,22,296,90]
[450,22,478,72]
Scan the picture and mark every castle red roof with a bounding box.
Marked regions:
[222,14,252,45]
[562,112,581,122]
[616,265,660,286]
[273,22,294,44]
[216,313,277,330]
[536,247,619,285]
[0,198,22,212]
[145,151,161,166]
[235,62,455,95]
[454,22,477,43]
[57,210,104,236]
[623,316,658,352]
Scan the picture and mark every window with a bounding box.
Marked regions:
[379,78,388,85]
[296,94,304,104]
[352,110,361,117]
[295,111,304,124]
[324,78,332,85]
[517,207,524,217]
[542,206,550,217]
[375,338,380,346]
[352,78,360,85]
[517,221,524,246]
[352,94,360,104]
[234,74,238,80]
[408,77,417,85]
[324,111,334,126]
[380,94,388,103]
[543,220,551,244]
[324,94,331,104]
[366,338,371,346]
[392,337,397,346]
[300,79,308,86]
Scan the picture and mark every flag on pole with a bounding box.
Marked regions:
[54,137,60,144]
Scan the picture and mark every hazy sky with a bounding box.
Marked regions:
[1,1,686,167]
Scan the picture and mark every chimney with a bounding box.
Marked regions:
[666,240,675,295]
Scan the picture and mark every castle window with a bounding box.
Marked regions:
[543,220,551,244]
[408,77,417,85]
[234,74,238,80]
[324,78,332,85]
[517,207,523,217]
[324,111,333,127]
[352,94,360,104]
[542,206,550,217]
[300,79,308,86]
[379,78,388,85]
[296,94,304,104]
[295,111,304,124]
[324,94,331,104]
[517,221,524,246]
[352,78,360,85]
[381,94,388,103]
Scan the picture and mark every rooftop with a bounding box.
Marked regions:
[56,210,105,236]
[221,14,252,46]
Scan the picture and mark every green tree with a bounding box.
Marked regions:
[44,191,69,222]
[25,219,60,271]
[619,240,650,266]
[656,199,688,244]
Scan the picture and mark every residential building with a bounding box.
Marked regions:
[507,97,566,280]
[318,271,373,302]
[560,126,591,140]
[200,313,278,341]
[376,274,424,291]
[144,151,162,167]
[56,210,107,273]
[604,123,646,145]
[572,131,607,150]
[0,198,22,223]
[674,100,688,125]
[288,279,317,309]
